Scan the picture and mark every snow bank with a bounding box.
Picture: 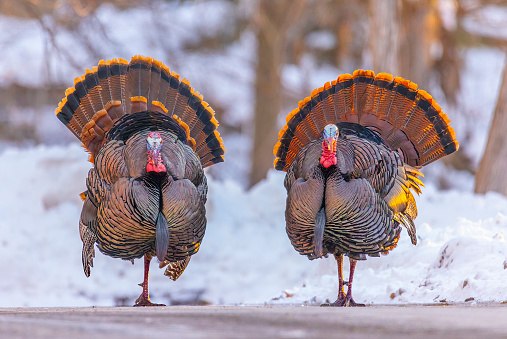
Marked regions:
[0,144,506,307]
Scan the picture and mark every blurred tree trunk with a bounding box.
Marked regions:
[435,1,461,105]
[398,0,437,90]
[475,55,507,195]
[249,0,306,188]
[369,0,400,74]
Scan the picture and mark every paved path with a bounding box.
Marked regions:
[1,304,506,338]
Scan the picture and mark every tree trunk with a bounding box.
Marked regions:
[435,1,461,105]
[475,55,507,195]
[368,0,400,74]
[249,0,305,188]
[398,0,436,91]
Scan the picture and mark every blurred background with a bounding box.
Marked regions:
[1,0,507,307]
[2,0,506,189]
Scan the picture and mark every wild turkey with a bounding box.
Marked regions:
[273,70,458,306]
[55,56,225,306]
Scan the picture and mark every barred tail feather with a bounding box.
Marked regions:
[160,256,191,281]
[273,70,459,171]
[353,69,376,120]
[125,55,153,114]
[97,60,113,106]
[55,55,225,167]
[108,58,129,111]
[147,60,162,112]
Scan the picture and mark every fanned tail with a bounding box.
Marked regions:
[273,69,459,171]
[55,55,225,167]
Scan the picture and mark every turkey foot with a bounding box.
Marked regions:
[134,294,165,307]
[133,255,165,307]
[321,255,365,307]
[321,295,365,307]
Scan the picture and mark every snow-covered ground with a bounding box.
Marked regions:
[0,144,506,307]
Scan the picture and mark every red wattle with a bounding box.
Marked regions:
[146,163,166,173]
[320,141,337,168]
[146,163,156,172]
[320,154,337,168]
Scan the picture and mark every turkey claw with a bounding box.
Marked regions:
[321,296,365,307]
[134,295,165,307]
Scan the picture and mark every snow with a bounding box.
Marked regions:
[305,31,336,51]
[462,5,507,41]
[438,0,458,31]
[0,144,506,307]
[452,48,506,167]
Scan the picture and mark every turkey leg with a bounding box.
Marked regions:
[322,254,365,307]
[336,253,346,303]
[342,258,365,307]
[134,255,165,307]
